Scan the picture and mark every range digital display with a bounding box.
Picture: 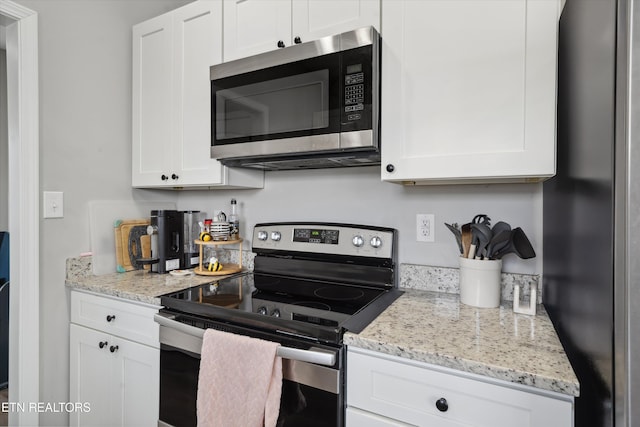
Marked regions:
[293,228,339,244]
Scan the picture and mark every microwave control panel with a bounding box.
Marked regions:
[344,65,365,122]
[341,44,374,129]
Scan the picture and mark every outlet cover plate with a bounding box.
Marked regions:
[416,213,435,242]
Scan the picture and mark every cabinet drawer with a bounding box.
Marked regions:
[347,349,573,427]
[71,291,160,348]
[346,407,411,427]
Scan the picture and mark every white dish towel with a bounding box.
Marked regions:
[197,329,283,427]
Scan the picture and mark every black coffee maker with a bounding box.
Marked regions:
[147,210,183,273]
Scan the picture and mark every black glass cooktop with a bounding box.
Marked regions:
[161,272,401,344]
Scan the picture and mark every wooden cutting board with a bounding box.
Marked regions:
[114,219,151,272]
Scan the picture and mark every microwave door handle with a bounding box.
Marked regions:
[153,314,336,367]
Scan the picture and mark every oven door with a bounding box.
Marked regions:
[155,313,344,427]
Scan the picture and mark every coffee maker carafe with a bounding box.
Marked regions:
[182,210,205,269]
[147,210,183,273]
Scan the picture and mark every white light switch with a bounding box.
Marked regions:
[43,191,64,218]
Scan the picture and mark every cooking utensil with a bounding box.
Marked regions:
[470,223,492,259]
[461,223,472,258]
[472,214,491,226]
[486,221,512,259]
[487,229,512,259]
[444,223,463,254]
[492,227,536,259]
[491,221,511,236]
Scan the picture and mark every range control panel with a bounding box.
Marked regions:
[252,223,395,259]
[293,228,340,245]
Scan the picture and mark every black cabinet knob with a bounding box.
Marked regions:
[277,40,285,48]
[106,314,116,322]
[435,397,448,412]
[386,164,395,173]
[171,173,179,180]
[98,341,107,349]
[161,174,168,181]
[294,36,302,44]
[109,345,119,353]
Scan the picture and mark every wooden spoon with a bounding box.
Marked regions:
[461,223,472,258]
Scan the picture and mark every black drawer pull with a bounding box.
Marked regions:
[106,314,116,322]
[436,397,448,412]
[98,341,107,349]
[110,345,119,353]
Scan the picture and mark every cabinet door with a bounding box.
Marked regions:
[172,1,225,186]
[292,0,380,43]
[223,0,291,61]
[381,0,559,184]
[69,324,116,427]
[70,324,160,427]
[112,337,160,427]
[132,13,174,187]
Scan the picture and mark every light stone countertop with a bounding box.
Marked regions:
[65,257,579,397]
[344,289,579,397]
[65,256,243,305]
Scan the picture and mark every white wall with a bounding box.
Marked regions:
[14,1,190,425]
[176,168,543,275]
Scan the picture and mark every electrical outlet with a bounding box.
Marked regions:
[416,214,435,242]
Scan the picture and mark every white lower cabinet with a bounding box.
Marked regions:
[346,348,574,427]
[69,291,160,427]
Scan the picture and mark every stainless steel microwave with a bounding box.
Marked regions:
[210,26,380,171]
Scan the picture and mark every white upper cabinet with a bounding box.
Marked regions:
[223,0,380,61]
[292,0,381,44]
[132,13,173,187]
[132,1,263,189]
[381,0,561,184]
[223,0,291,61]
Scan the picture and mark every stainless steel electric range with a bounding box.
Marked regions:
[155,222,402,427]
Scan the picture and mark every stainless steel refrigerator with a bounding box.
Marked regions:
[543,0,639,426]
[0,232,7,389]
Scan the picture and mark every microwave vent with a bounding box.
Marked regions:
[221,152,381,171]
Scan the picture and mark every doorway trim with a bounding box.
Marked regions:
[1,1,39,426]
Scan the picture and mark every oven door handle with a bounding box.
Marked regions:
[154,314,337,367]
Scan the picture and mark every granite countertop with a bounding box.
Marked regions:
[344,289,579,397]
[65,256,242,305]
[66,257,579,398]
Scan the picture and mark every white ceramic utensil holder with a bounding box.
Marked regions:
[459,257,503,308]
